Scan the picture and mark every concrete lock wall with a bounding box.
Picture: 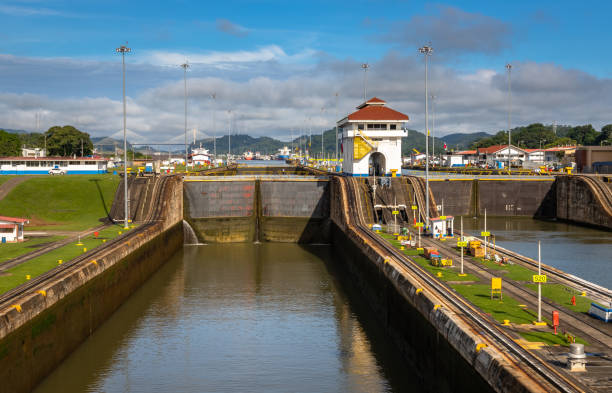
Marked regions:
[183,180,256,243]
[428,179,556,217]
[184,179,331,243]
[556,176,612,230]
[0,175,184,393]
[260,180,330,243]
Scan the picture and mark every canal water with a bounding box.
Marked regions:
[34,243,417,393]
[461,217,612,288]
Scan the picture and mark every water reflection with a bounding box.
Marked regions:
[34,243,417,393]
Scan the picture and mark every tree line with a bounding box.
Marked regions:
[0,126,93,157]
[471,123,612,149]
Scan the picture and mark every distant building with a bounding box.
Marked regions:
[0,156,108,175]
[575,146,612,173]
[337,97,408,176]
[21,147,46,158]
[0,216,29,243]
[191,147,211,165]
[477,145,527,167]
[446,150,478,167]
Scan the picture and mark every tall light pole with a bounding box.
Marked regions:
[431,93,436,164]
[181,62,190,172]
[116,44,131,230]
[506,63,512,170]
[227,109,232,161]
[321,106,326,161]
[361,63,369,101]
[211,93,217,161]
[419,44,433,229]
[335,92,339,168]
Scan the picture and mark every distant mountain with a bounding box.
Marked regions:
[441,132,492,151]
[1,128,29,134]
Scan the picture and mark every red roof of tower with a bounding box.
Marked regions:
[347,97,409,121]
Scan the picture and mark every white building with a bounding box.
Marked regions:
[21,147,47,158]
[190,146,211,165]
[477,145,527,168]
[337,97,408,176]
[0,216,29,243]
[0,156,108,175]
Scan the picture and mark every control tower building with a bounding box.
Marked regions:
[337,97,409,176]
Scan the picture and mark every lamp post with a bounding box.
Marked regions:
[419,44,433,230]
[506,63,512,170]
[181,62,190,172]
[335,92,339,167]
[211,93,216,162]
[116,44,131,230]
[361,63,369,101]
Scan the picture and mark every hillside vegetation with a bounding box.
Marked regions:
[0,174,119,231]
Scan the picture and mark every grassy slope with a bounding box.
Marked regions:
[0,174,119,231]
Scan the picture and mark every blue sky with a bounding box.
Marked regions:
[1,0,612,142]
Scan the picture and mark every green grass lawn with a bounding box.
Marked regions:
[526,283,596,313]
[0,236,66,263]
[471,255,535,281]
[0,174,119,231]
[451,283,537,325]
[519,330,588,346]
[0,225,132,294]
[0,176,16,187]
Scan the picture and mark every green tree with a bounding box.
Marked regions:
[45,125,93,156]
[596,124,612,146]
[567,124,599,145]
[0,130,21,156]
[19,132,45,149]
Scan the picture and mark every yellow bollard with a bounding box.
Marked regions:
[476,343,488,352]
[83,248,87,252]
[502,319,510,326]
[436,272,442,278]
[58,259,63,265]
[102,239,107,243]
[118,231,122,235]
[25,275,31,280]
[400,245,405,250]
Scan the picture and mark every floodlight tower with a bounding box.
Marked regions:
[116,43,131,229]
[211,93,217,159]
[361,63,369,101]
[419,44,433,229]
[181,61,190,171]
[506,63,512,170]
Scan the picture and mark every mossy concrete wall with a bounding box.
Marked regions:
[184,178,330,243]
[0,175,183,393]
[556,176,612,230]
[428,178,555,217]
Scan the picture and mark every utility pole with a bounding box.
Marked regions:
[538,241,542,323]
[361,63,369,101]
[211,93,217,161]
[116,43,131,230]
[419,44,433,230]
[181,62,190,172]
[506,63,512,170]
[321,106,325,164]
[228,110,232,161]
[335,92,339,168]
[431,93,436,164]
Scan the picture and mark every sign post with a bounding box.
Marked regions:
[458,216,467,276]
[532,241,548,326]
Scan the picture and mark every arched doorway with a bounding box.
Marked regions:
[369,152,386,176]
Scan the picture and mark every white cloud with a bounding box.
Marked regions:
[142,45,315,68]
